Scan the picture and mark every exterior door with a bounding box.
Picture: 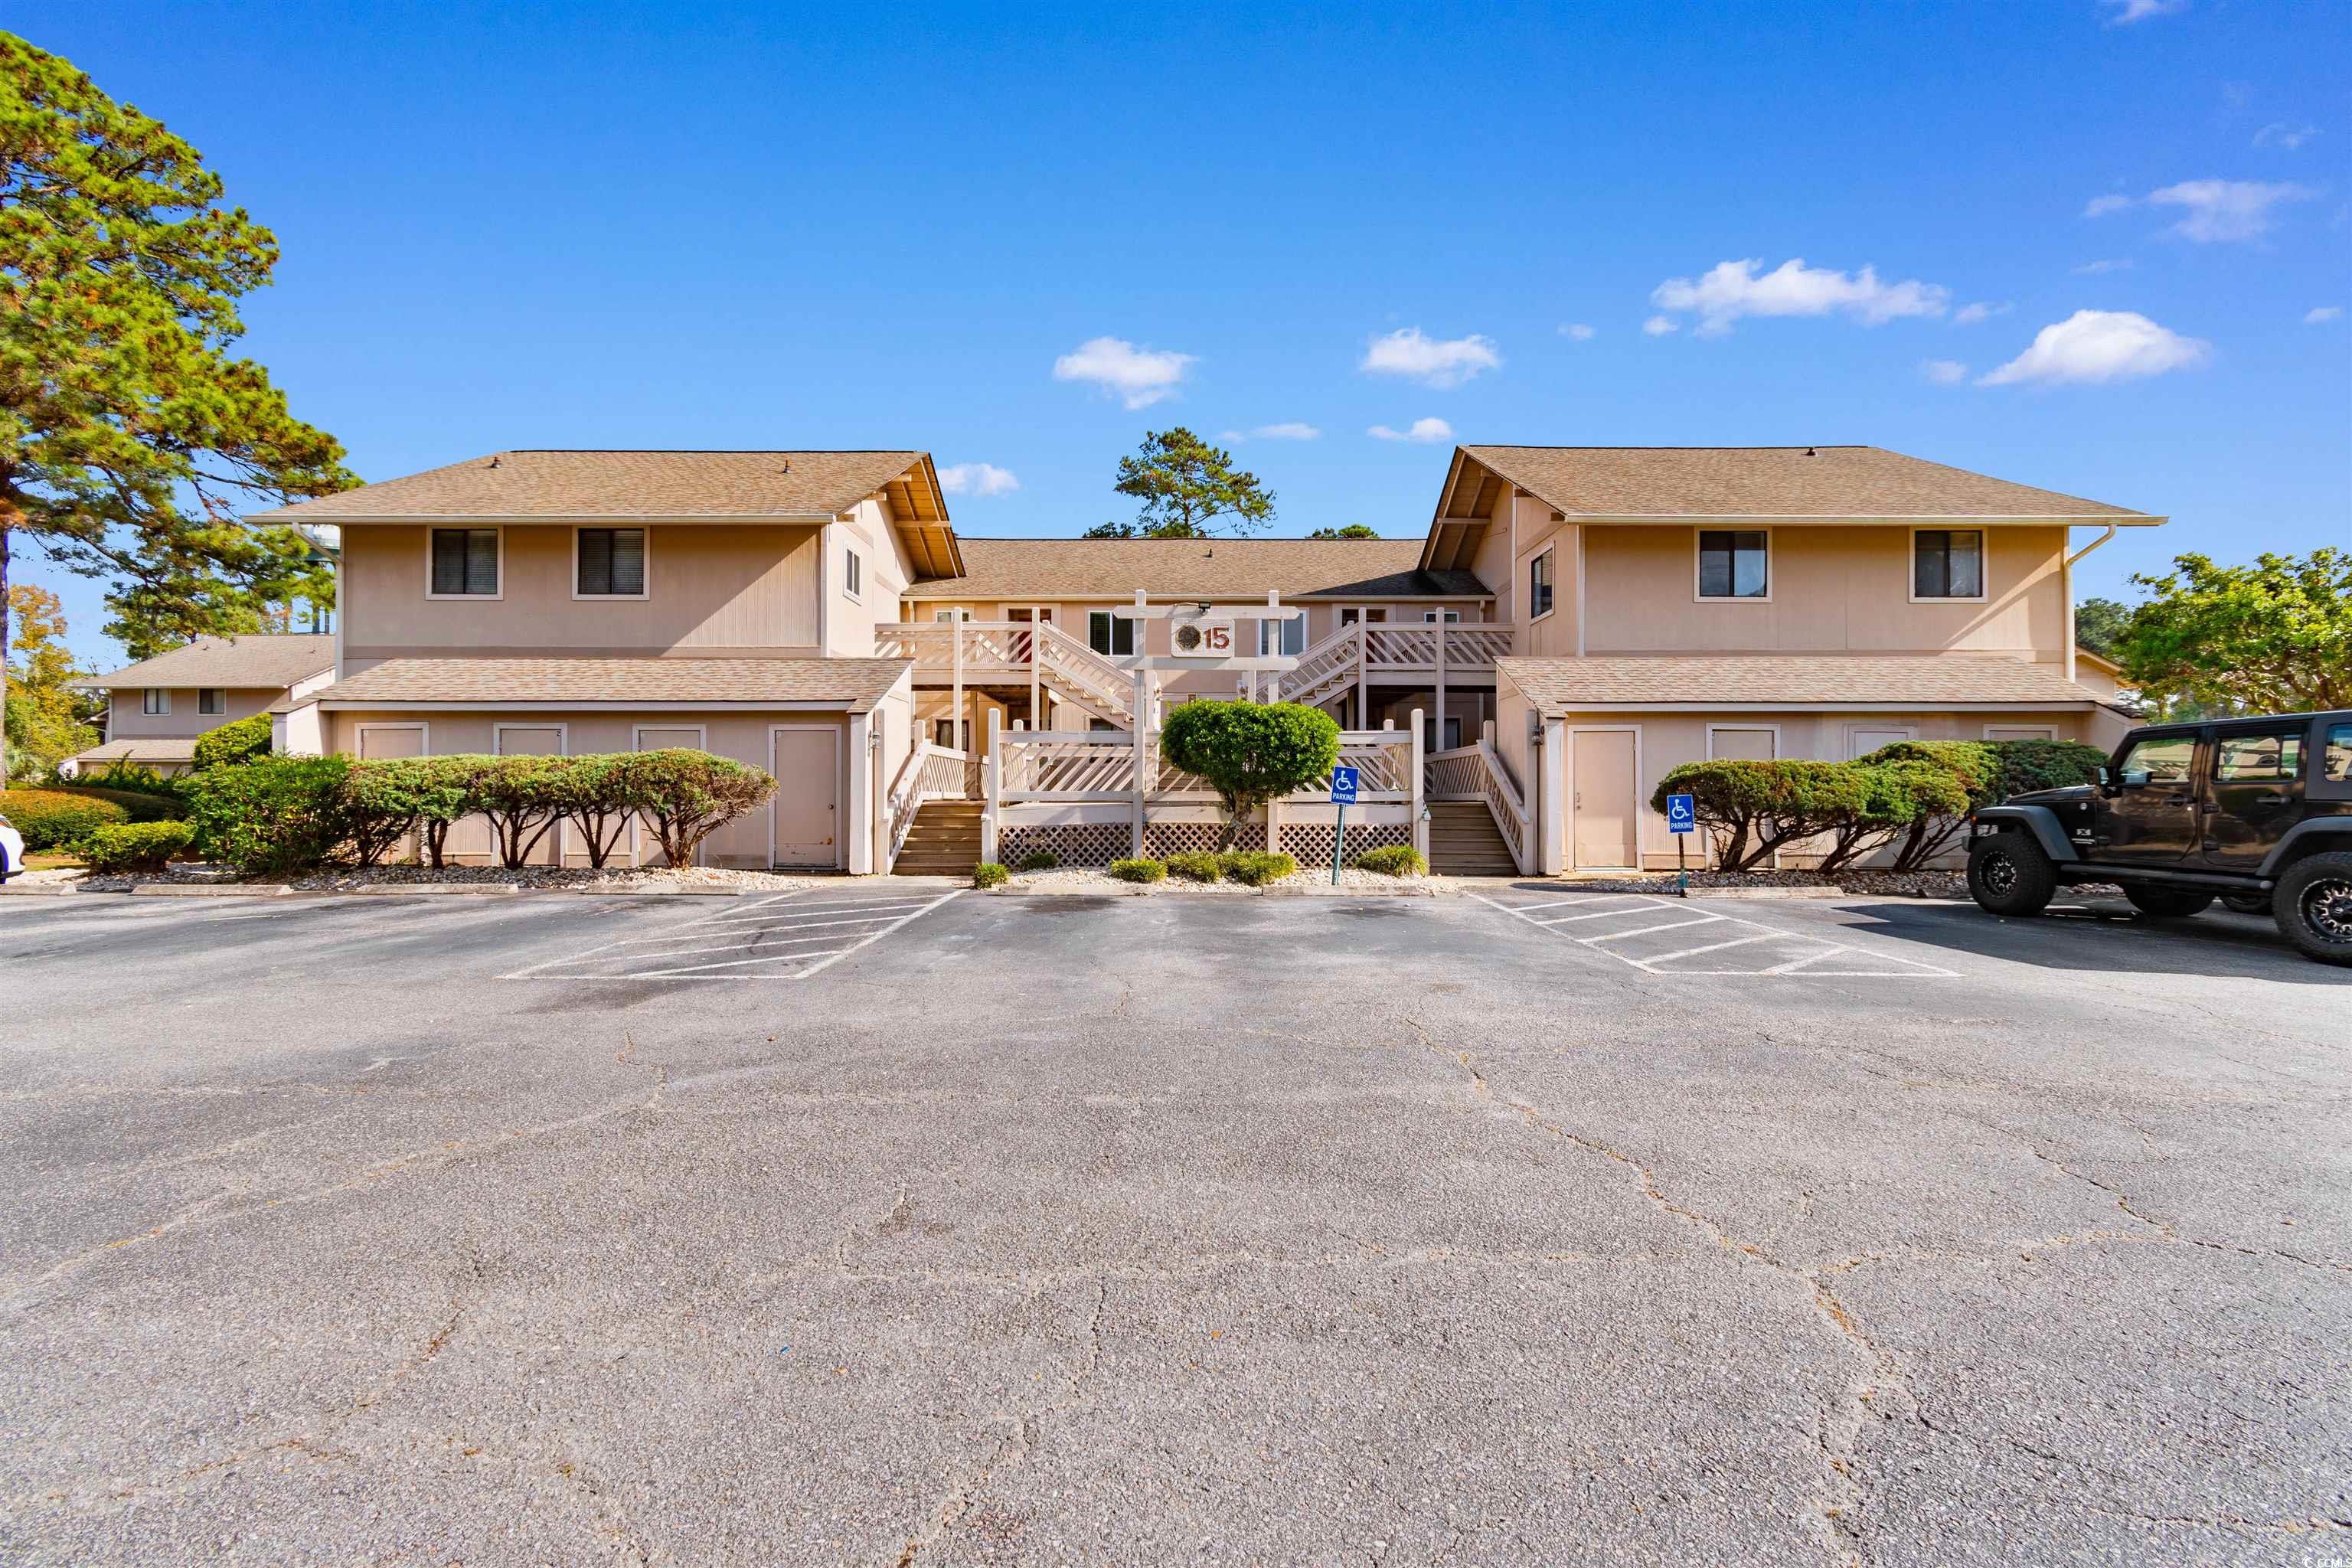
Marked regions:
[1572,730,1639,868]
[2103,727,2203,864]
[2204,722,2307,869]
[772,727,841,870]
[497,725,567,866]
[356,726,427,861]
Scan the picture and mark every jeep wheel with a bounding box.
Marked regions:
[2124,887,2214,919]
[1968,835,2056,917]
[2275,852,2352,967]
[2220,890,2270,915]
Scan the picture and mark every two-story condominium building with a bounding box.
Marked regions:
[65,634,338,776]
[262,442,2154,877]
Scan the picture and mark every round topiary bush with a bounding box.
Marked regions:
[74,821,195,874]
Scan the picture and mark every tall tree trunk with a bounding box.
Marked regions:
[2,514,12,792]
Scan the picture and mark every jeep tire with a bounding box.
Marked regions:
[1968,832,2056,917]
[2274,851,2352,967]
[2124,887,2214,919]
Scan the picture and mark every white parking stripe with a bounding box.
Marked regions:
[1511,895,1623,913]
[1635,931,1783,965]
[1469,890,1959,978]
[1531,903,1656,924]
[1581,915,1723,944]
[503,888,962,981]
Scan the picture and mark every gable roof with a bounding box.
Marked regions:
[71,635,337,693]
[302,657,911,713]
[900,537,1488,601]
[1498,655,2112,712]
[1425,446,2161,570]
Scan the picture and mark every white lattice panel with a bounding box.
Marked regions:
[1145,821,1265,858]
[1280,821,1410,866]
[1000,823,1132,869]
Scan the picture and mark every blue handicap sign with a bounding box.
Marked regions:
[1666,792,1696,833]
[1330,765,1360,805]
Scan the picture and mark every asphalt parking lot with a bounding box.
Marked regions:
[2,884,2346,1566]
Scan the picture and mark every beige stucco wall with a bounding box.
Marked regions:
[108,687,279,739]
[339,521,825,668]
[825,498,920,658]
[324,707,853,870]
[1578,524,2068,659]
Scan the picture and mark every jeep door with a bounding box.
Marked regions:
[2102,727,2203,863]
[2203,720,2308,868]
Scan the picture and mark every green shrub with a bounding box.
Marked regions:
[1354,844,1427,877]
[184,755,358,875]
[1014,850,1059,872]
[191,714,273,771]
[1652,760,1878,872]
[2,788,132,850]
[626,750,776,866]
[42,784,187,822]
[547,753,642,869]
[1994,739,2110,798]
[1108,856,1166,883]
[972,861,1011,889]
[74,821,194,874]
[1158,700,1341,850]
[1860,740,1999,871]
[78,760,185,799]
[1815,760,1971,874]
[470,753,568,868]
[1221,850,1298,886]
[1163,850,1223,883]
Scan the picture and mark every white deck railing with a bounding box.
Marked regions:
[882,740,972,871]
[1426,737,1531,873]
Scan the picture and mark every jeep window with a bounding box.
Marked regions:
[2116,733,2196,784]
[2215,733,2303,783]
[2327,724,2352,782]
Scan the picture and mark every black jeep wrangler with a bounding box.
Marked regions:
[1965,710,2352,965]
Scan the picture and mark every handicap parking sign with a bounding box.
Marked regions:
[1666,792,1695,834]
[1330,765,1360,805]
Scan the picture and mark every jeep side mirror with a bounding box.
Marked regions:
[2096,766,2109,786]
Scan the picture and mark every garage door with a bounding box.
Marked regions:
[772,726,841,870]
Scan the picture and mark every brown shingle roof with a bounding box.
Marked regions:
[902,537,1489,600]
[1452,446,2159,521]
[1498,655,2110,711]
[303,657,910,712]
[249,450,945,523]
[68,737,202,766]
[72,635,337,692]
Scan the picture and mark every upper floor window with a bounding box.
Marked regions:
[1913,528,1984,599]
[1529,549,1555,619]
[430,528,501,597]
[1087,611,1135,656]
[142,688,169,715]
[1697,530,1769,599]
[844,547,863,599]
[574,528,645,598]
[1258,616,1305,657]
[198,688,226,716]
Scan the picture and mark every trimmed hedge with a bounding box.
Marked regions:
[191,713,273,771]
[972,861,1010,889]
[76,821,194,873]
[2,789,132,850]
[1220,850,1298,887]
[1108,857,1167,883]
[185,756,359,876]
[1354,844,1428,877]
[42,784,188,823]
[74,761,185,800]
[1163,851,1223,883]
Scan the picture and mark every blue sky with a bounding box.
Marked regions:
[20,0,2351,667]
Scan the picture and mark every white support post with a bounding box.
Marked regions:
[848,712,874,874]
[1410,707,1428,864]
[950,610,965,761]
[982,707,1001,864]
[1434,619,1449,754]
[1132,668,1150,859]
[1540,716,1567,875]
[1481,717,1495,748]
[1355,622,1369,730]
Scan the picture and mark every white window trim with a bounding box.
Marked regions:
[1693,525,1774,604]
[1338,605,1390,627]
[1421,609,1464,624]
[1844,722,1918,758]
[143,688,171,716]
[1982,724,2057,741]
[1908,524,1990,605]
[1705,723,1782,760]
[1086,609,1135,658]
[1564,724,1645,872]
[769,723,845,872]
[425,525,506,602]
[570,526,652,602]
[1527,547,1557,624]
[843,547,864,604]
[198,688,227,716]
[354,720,430,760]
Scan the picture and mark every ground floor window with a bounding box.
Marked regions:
[933,719,972,750]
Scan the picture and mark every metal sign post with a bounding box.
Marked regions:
[1666,791,1695,897]
[1329,764,1360,884]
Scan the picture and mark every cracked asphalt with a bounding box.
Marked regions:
[1,885,2346,1566]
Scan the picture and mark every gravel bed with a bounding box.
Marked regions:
[1490,868,2128,900]
[60,863,828,894]
[1002,866,1441,895]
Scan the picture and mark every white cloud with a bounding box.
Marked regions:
[1642,315,1680,336]
[2253,122,2319,150]
[1979,309,2210,387]
[1952,302,2011,325]
[2083,194,2134,217]
[1220,422,1321,443]
[2102,0,2186,23]
[1648,257,1950,336]
[2146,178,2315,241]
[936,462,1019,497]
[1921,359,1971,386]
[1359,328,1501,387]
[2307,305,2345,324]
[1050,335,1196,409]
[2073,257,2135,274]
[1367,417,1455,444]
[1559,322,1596,341]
